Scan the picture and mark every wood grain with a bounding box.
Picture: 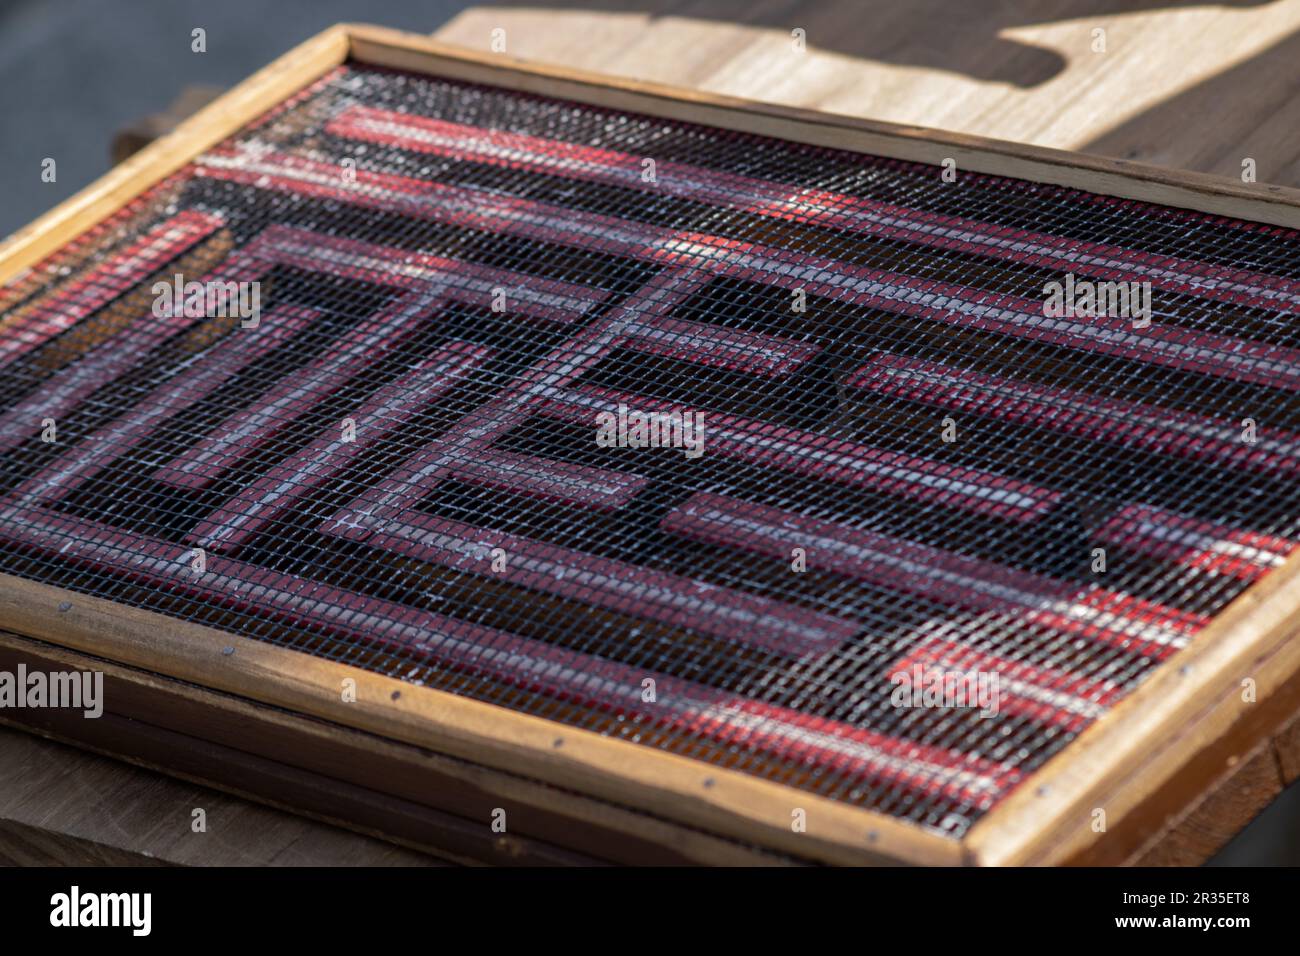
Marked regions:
[1126,742,1282,867]
[432,1,1300,187]
[0,724,439,866]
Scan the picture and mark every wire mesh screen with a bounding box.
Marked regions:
[2,62,1299,838]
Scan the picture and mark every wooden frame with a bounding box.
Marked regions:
[3,23,1300,866]
[0,627,787,866]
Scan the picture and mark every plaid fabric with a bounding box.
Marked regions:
[1,64,1298,836]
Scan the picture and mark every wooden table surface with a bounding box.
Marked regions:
[6,1,1300,866]
[436,0,1300,188]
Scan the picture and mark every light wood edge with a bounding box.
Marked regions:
[0,572,961,866]
[964,548,1300,866]
[0,24,351,287]
[344,24,1300,229]
[0,629,782,866]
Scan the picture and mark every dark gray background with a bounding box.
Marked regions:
[0,0,1296,866]
[0,0,458,235]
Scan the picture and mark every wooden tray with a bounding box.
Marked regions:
[3,24,1300,866]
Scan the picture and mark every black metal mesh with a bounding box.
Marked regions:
[3,62,1299,837]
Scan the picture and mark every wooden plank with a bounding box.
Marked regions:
[0,818,170,867]
[0,723,439,867]
[1124,741,1282,867]
[0,630,783,866]
[1273,709,1300,784]
[431,2,1300,188]
[1,717,594,866]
